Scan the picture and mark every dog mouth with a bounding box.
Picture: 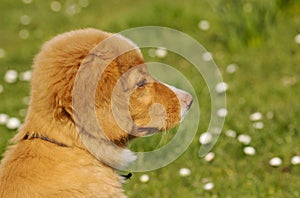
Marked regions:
[180,98,193,121]
[136,127,160,136]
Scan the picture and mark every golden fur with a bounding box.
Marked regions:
[0,28,192,197]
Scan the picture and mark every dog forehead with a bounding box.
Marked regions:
[114,34,142,56]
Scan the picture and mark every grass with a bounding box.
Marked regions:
[1,0,300,197]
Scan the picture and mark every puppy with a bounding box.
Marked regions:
[0,28,192,197]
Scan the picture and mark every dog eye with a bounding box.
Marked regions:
[136,79,146,88]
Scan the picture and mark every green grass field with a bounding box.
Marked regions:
[1,0,300,197]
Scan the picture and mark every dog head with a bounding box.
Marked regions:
[18,28,192,168]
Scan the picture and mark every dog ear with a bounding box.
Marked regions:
[72,34,139,168]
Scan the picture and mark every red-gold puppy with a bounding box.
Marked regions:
[0,28,192,197]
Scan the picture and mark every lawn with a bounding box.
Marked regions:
[0,0,300,197]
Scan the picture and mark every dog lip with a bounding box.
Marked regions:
[184,93,193,110]
[137,127,159,134]
[187,98,193,109]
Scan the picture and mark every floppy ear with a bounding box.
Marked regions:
[72,34,138,168]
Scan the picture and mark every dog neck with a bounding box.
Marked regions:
[23,132,133,183]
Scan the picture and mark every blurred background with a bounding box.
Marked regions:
[0,0,300,197]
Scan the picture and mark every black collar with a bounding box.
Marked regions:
[121,172,132,180]
[24,133,68,147]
